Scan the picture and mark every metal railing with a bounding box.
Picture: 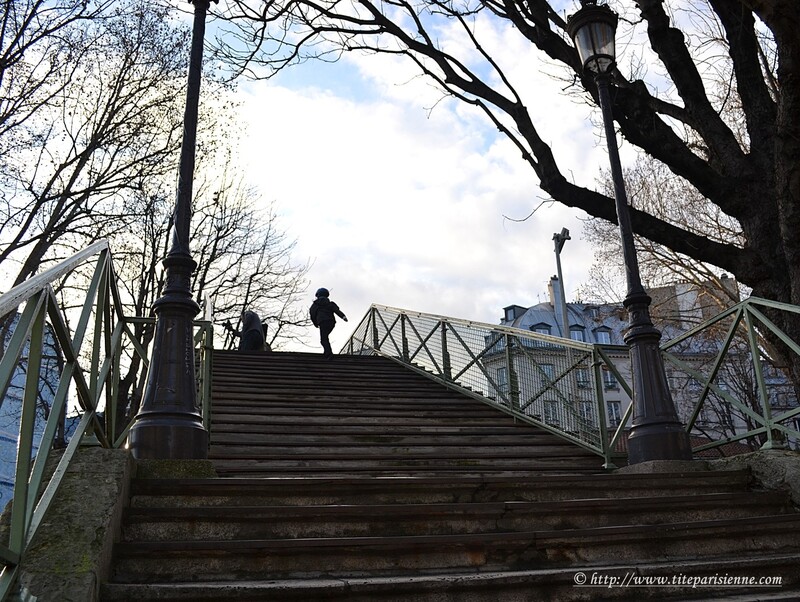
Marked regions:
[0,241,213,599]
[343,301,800,465]
[659,297,800,454]
[343,304,631,467]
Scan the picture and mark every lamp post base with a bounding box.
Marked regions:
[127,414,208,459]
[624,291,693,464]
[128,254,208,460]
[627,422,693,464]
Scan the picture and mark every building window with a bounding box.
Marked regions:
[607,400,622,427]
[496,367,508,394]
[595,330,611,345]
[602,369,618,389]
[576,368,591,388]
[504,308,515,322]
[544,401,560,425]
[570,327,585,342]
[538,364,555,391]
[531,324,551,347]
[485,334,506,354]
[579,401,595,426]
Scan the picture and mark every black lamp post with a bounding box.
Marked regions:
[567,0,692,464]
[127,0,214,459]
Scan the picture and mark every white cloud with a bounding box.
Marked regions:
[238,43,606,352]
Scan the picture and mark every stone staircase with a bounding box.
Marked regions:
[101,350,800,600]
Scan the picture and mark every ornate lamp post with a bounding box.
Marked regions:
[567,0,692,464]
[127,0,214,459]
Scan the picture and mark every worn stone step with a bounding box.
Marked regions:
[206,463,604,478]
[121,491,793,542]
[207,443,597,457]
[210,398,503,411]
[211,428,574,442]
[209,423,546,436]
[104,350,800,601]
[209,413,532,427]
[207,456,598,470]
[99,552,800,601]
[210,409,508,422]
[212,387,481,399]
[128,471,755,507]
[110,513,800,582]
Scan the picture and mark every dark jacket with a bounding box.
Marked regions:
[310,297,345,326]
[238,310,265,351]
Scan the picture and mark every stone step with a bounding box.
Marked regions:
[99,552,800,601]
[211,388,477,401]
[103,351,800,601]
[208,443,597,456]
[210,406,509,419]
[211,427,574,442]
[128,471,754,508]
[208,456,603,475]
[211,397,501,411]
[109,513,800,582]
[209,423,549,436]
[209,413,536,427]
[121,491,792,541]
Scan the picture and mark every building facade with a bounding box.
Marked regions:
[490,276,799,450]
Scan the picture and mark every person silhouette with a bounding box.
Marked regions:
[227,310,266,352]
[309,288,347,357]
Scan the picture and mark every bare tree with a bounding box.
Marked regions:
[211,0,800,379]
[110,145,310,429]
[0,0,188,288]
[191,164,311,349]
[0,0,114,146]
[579,153,746,312]
[0,0,311,444]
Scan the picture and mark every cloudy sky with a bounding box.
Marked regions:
[234,15,615,353]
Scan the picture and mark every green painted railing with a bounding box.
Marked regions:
[0,241,213,600]
[342,304,631,467]
[343,301,800,466]
[659,297,800,454]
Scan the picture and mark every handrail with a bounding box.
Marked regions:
[0,241,110,317]
[660,297,800,454]
[343,300,800,466]
[0,242,214,599]
[343,304,630,468]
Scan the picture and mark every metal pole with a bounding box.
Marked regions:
[595,73,692,463]
[127,0,212,459]
[553,229,571,338]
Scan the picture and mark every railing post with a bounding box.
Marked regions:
[371,307,379,351]
[201,322,214,432]
[504,334,520,410]
[593,350,615,468]
[441,321,452,380]
[743,309,785,450]
[401,314,409,362]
